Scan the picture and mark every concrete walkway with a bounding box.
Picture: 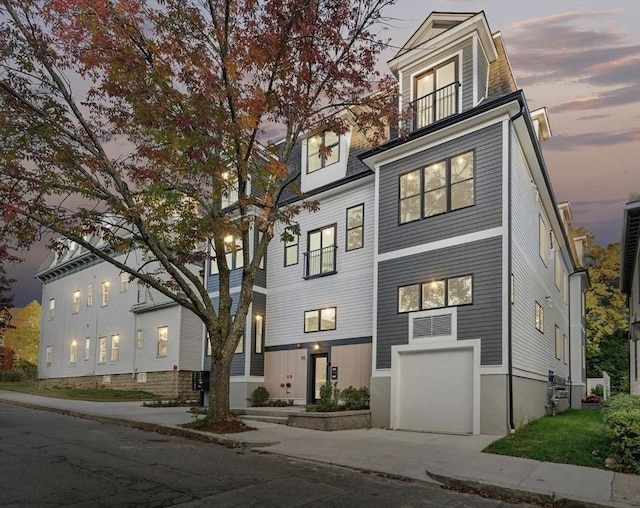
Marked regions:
[1,390,638,507]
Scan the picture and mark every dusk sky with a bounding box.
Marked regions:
[5,0,640,307]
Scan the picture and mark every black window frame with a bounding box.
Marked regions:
[307,130,340,174]
[304,307,337,333]
[346,203,365,251]
[304,224,337,279]
[397,274,473,313]
[284,227,299,267]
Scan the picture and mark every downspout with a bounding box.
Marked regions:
[507,100,524,433]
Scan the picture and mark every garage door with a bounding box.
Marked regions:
[396,347,474,434]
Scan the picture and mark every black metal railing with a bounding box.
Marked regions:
[409,81,460,131]
[303,245,337,278]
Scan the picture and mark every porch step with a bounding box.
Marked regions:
[239,414,290,425]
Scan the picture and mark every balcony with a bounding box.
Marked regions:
[409,81,460,132]
[303,245,337,279]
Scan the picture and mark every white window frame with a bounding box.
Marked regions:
[72,290,80,314]
[46,345,52,365]
[85,338,90,361]
[535,302,544,333]
[70,340,78,364]
[120,272,128,292]
[98,337,107,363]
[563,333,569,364]
[110,334,120,362]
[49,298,55,320]
[87,284,93,307]
[157,326,168,358]
[555,326,562,360]
[255,314,264,354]
[539,216,548,266]
[101,281,109,306]
[136,330,144,349]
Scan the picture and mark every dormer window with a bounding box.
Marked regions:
[412,57,459,130]
[307,131,340,173]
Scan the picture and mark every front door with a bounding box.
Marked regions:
[311,354,328,402]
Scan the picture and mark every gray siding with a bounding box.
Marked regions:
[376,236,503,368]
[250,292,266,377]
[206,269,242,294]
[462,44,473,111]
[378,122,503,254]
[178,307,204,371]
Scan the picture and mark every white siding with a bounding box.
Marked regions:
[631,258,640,395]
[179,307,204,370]
[133,306,182,373]
[510,132,570,379]
[266,179,375,347]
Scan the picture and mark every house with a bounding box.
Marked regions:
[621,192,640,395]
[227,10,587,436]
[36,236,203,398]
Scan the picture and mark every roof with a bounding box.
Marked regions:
[621,194,640,294]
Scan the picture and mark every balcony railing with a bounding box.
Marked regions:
[409,81,460,132]
[303,245,337,279]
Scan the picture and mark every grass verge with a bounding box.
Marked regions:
[0,382,156,401]
[483,409,609,469]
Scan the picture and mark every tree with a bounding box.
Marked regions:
[0,0,397,425]
[3,301,41,364]
[580,228,628,391]
[0,265,15,345]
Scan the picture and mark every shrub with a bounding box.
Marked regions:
[316,381,340,412]
[251,385,270,406]
[603,394,640,473]
[0,370,22,382]
[340,386,370,410]
[591,384,604,397]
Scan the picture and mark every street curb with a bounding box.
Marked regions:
[1,398,280,449]
[426,469,626,508]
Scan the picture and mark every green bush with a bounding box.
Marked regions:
[316,381,340,412]
[0,370,22,382]
[603,394,640,473]
[340,386,370,410]
[591,384,604,397]
[250,385,270,406]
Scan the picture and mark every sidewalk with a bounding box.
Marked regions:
[1,389,638,507]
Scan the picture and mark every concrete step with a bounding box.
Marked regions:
[239,414,289,425]
[234,408,304,418]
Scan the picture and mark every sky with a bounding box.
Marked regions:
[5,0,640,307]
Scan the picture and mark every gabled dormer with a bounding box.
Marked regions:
[388,12,498,132]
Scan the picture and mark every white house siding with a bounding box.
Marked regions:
[510,132,570,380]
[631,260,640,395]
[266,179,375,348]
[179,307,205,371]
[39,253,138,380]
[569,273,587,405]
[133,305,182,373]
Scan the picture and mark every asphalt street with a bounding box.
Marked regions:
[0,402,535,507]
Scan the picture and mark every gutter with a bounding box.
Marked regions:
[507,101,524,433]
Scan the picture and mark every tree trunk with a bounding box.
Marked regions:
[208,353,234,423]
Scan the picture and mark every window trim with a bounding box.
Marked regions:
[210,236,244,275]
[305,224,337,279]
[101,281,109,307]
[539,216,548,266]
[346,203,365,251]
[284,228,299,267]
[254,314,264,354]
[398,150,475,225]
[48,298,55,320]
[563,333,569,364]
[120,272,129,293]
[555,326,562,360]
[535,302,544,333]
[72,290,80,314]
[45,345,52,365]
[157,326,168,358]
[98,336,107,364]
[69,340,78,365]
[87,284,93,307]
[304,307,337,333]
[136,330,144,349]
[110,334,120,362]
[84,337,90,361]
[398,274,473,314]
[307,130,340,174]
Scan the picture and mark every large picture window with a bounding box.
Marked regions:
[304,307,336,332]
[307,131,340,173]
[398,275,472,313]
[400,151,474,224]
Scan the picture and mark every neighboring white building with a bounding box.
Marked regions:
[621,192,640,395]
[36,237,202,398]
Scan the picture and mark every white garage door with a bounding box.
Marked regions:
[396,347,474,434]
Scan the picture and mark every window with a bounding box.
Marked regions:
[413,57,458,128]
[85,338,90,361]
[157,326,168,357]
[72,290,80,314]
[554,242,561,290]
[49,298,55,319]
[101,281,109,306]
[87,284,93,307]
[562,272,568,304]
[98,337,107,363]
[70,341,77,364]
[257,230,265,269]
[304,307,336,332]
[255,314,264,354]
[510,273,515,304]
[305,225,336,278]
[307,131,340,173]
[399,151,474,224]
[120,272,128,292]
[535,302,544,332]
[563,334,569,364]
[46,345,52,365]
[539,216,548,265]
[221,171,239,208]
[346,204,364,251]
[210,236,243,274]
[111,335,120,361]
[136,330,144,349]
[398,275,473,313]
[284,228,299,267]
[555,326,562,360]
[137,283,147,304]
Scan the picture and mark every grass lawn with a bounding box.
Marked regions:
[483,409,609,469]
[0,382,156,401]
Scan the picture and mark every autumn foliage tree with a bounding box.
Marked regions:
[0,0,397,424]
